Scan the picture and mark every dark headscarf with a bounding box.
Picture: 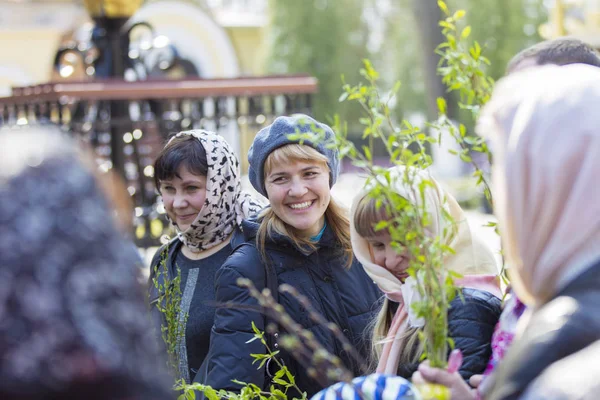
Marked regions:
[0,127,173,400]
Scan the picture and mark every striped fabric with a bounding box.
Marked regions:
[311,374,421,400]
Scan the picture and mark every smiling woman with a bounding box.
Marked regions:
[200,114,382,397]
[148,130,265,383]
[264,146,330,238]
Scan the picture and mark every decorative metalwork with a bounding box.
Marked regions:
[0,77,317,247]
[83,0,144,18]
[0,0,318,247]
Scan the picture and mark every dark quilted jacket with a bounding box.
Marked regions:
[396,288,502,380]
[198,217,382,397]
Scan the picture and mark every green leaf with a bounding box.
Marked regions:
[460,153,472,163]
[374,220,388,231]
[464,136,478,145]
[438,0,449,15]
[453,10,465,20]
[203,390,218,400]
[338,92,349,102]
[461,26,471,39]
[274,367,286,379]
[437,97,447,115]
[363,146,372,161]
[251,321,261,336]
[448,337,455,349]
[285,368,296,385]
[273,378,288,386]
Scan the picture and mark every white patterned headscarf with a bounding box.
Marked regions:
[165,130,266,253]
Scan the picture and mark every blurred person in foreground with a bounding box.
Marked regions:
[414,63,600,399]
[506,37,600,74]
[0,127,173,400]
[413,38,600,400]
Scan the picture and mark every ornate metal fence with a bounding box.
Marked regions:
[0,75,317,247]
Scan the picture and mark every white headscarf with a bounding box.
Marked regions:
[350,166,501,374]
[351,166,500,310]
[478,63,600,306]
[165,130,266,253]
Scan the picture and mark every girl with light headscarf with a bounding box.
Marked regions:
[148,130,266,383]
[350,166,502,381]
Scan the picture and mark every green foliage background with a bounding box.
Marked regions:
[266,0,371,124]
[266,0,547,130]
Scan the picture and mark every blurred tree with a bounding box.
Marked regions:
[266,0,546,132]
[412,0,456,121]
[266,0,370,124]
[453,0,547,79]
[379,0,546,124]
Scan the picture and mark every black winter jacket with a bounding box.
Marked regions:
[487,259,600,400]
[394,288,502,380]
[148,234,243,382]
[199,218,382,397]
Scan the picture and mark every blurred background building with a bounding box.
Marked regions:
[0,0,271,91]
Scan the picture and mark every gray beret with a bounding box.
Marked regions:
[248,114,340,198]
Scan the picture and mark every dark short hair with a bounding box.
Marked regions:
[507,38,600,74]
[153,134,208,191]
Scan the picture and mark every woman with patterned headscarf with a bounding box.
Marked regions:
[148,130,266,383]
[0,127,173,399]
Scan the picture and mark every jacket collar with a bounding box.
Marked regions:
[241,212,339,254]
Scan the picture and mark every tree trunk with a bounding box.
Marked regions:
[411,0,456,120]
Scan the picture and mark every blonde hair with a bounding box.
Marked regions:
[369,299,423,370]
[256,144,353,267]
[354,194,423,369]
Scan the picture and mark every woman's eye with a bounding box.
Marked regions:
[162,186,175,193]
[272,177,286,183]
[186,186,199,191]
[305,171,319,177]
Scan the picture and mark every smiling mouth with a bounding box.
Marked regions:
[287,200,315,210]
[177,214,196,220]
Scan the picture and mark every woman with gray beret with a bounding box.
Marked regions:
[199,114,381,397]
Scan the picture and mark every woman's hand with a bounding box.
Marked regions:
[469,374,483,389]
[412,350,478,400]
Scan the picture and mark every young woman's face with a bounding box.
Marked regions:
[365,231,410,283]
[159,165,207,231]
[265,159,330,238]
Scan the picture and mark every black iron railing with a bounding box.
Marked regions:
[0,75,317,247]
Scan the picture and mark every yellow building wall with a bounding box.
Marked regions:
[0,29,65,88]
[225,26,268,76]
